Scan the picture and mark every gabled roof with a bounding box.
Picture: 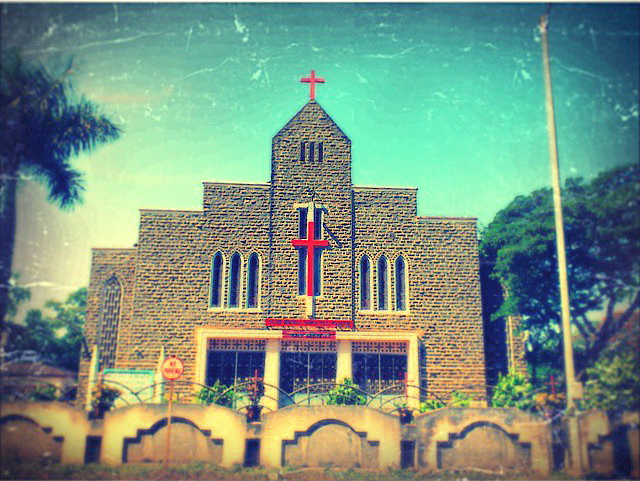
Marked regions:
[274,100,349,141]
[1,362,77,378]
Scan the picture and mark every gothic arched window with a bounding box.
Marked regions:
[99,276,122,369]
[395,256,407,311]
[360,255,371,310]
[210,252,224,308]
[246,253,260,309]
[228,253,242,308]
[377,255,389,311]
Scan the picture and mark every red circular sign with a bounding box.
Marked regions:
[161,356,184,381]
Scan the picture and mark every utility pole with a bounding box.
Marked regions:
[539,9,583,475]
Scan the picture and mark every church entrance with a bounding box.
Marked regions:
[278,340,337,406]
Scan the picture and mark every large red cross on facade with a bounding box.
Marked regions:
[301,70,325,100]
[292,210,329,297]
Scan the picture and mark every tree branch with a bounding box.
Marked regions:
[587,289,640,361]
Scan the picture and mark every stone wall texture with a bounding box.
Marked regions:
[81,99,487,401]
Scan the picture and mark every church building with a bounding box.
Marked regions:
[79,71,488,410]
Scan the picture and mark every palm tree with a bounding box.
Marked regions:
[0,50,121,329]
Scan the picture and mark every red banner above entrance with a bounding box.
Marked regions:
[265,318,354,329]
[282,330,336,340]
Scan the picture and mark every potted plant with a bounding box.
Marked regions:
[326,378,367,406]
[90,381,121,419]
[394,400,414,424]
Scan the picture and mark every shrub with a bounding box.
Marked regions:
[29,384,57,401]
[195,381,237,408]
[419,398,445,412]
[326,378,367,405]
[490,372,535,410]
[91,383,121,413]
[581,350,639,411]
[450,390,474,407]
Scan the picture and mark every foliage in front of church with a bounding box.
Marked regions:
[325,378,367,406]
[490,371,535,411]
[195,382,237,408]
[90,382,120,416]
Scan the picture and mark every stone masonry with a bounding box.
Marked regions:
[79,99,487,403]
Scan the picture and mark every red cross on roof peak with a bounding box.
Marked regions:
[301,70,325,101]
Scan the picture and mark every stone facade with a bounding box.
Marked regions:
[79,99,487,404]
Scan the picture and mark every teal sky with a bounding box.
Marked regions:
[2,3,638,313]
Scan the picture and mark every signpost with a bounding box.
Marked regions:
[161,356,183,469]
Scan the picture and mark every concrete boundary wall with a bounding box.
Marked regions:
[101,404,246,467]
[414,407,552,477]
[2,402,638,478]
[0,402,92,464]
[259,405,401,469]
[577,410,640,478]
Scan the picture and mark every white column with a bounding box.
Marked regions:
[154,346,165,403]
[263,339,280,412]
[336,340,352,382]
[85,345,99,410]
[407,336,420,410]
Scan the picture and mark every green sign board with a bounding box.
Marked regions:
[103,369,155,406]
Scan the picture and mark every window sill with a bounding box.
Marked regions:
[207,307,262,313]
[358,310,411,316]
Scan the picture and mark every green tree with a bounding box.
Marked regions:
[480,164,639,376]
[0,50,121,328]
[581,350,639,411]
[490,372,535,411]
[5,272,31,323]
[5,287,87,371]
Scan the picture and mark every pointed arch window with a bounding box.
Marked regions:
[99,276,122,369]
[360,255,371,310]
[377,255,389,311]
[395,256,407,311]
[228,253,241,308]
[246,253,260,309]
[210,252,224,308]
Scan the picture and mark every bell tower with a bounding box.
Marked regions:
[268,72,354,320]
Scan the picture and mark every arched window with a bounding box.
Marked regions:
[246,253,260,309]
[210,252,224,307]
[360,255,371,310]
[228,253,242,308]
[99,276,122,369]
[377,255,389,311]
[395,256,407,311]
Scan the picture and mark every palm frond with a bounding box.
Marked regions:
[24,156,85,209]
[1,50,121,208]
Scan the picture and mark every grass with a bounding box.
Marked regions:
[0,463,582,481]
